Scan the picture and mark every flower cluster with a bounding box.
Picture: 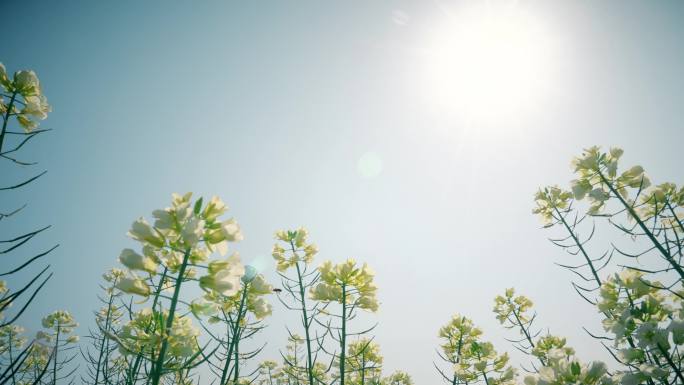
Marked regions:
[532,186,573,224]
[570,146,650,214]
[0,63,51,132]
[635,182,684,225]
[200,269,274,321]
[439,314,483,364]
[257,358,329,385]
[117,308,200,363]
[598,270,671,342]
[493,288,534,326]
[199,253,246,298]
[596,270,684,384]
[272,227,318,271]
[531,335,574,363]
[438,314,516,385]
[0,324,26,356]
[529,147,684,384]
[311,259,379,311]
[30,310,80,382]
[115,193,245,298]
[346,338,383,384]
[41,310,79,343]
[382,371,414,385]
[523,349,614,385]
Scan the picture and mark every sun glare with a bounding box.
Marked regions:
[424,4,554,124]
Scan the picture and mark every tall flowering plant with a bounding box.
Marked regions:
[310,259,379,385]
[528,146,684,384]
[0,61,62,385]
[435,314,516,385]
[199,265,273,385]
[82,269,126,384]
[111,193,246,385]
[272,228,324,385]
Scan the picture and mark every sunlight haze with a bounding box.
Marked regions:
[3,1,684,384]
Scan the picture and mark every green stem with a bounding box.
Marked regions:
[0,91,17,153]
[481,371,490,385]
[220,284,249,385]
[294,257,315,385]
[8,328,16,385]
[361,356,366,385]
[52,325,60,385]
[94,285,117,384]
[151,249,191,385]
[657,343,684,384]
[451,331,464,385]
[511,308,545,367]
[340,284,347,385]
[127,267,169,385]
[553,206,602,286]
[233,336,240,383]
[666,202,684,234]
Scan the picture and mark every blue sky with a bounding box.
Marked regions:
[3,0,684,383]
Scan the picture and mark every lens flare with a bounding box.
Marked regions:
[357,152,383,179]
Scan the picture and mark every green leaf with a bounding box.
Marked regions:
[571,361,581,376]
[194,197,204,215]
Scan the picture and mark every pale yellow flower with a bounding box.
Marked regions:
[115,276,150,297]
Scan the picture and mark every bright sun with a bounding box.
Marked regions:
[424,3,554,124]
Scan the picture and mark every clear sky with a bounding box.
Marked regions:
[3,0,684,383]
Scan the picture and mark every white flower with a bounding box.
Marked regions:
[119,248,158,274]
[22,95,51,119]
[190,299,218,317]
[220,218,243,242]
[668,319,684,345]
[115,276,150,297]
[152,209,175,231]
[200,254,245,297]
[128,217,164,247]
[180,217,204,246]
[13,70,40,95]
[249,274,273,295]
[250,297,272,319]
[636,322,669,350]
[202,269,241,296]
[0,63,9,89]
[202,196,227,222]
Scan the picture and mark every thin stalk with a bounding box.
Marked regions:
[8,327,16,385]
[667,202,684,235]
[553,206,601,286]
[52,325,60,385]
[481,371,490,385]
[127,267,169,385]
[511,308,545,367]
[340,284,347,385]
[656,343,684,384]
[0,91,17,153]
[150,248,191,385]
[94,286,116,384]
[291,245,315,385]
[232,335,239,383]
[360,356,366,385]
[220,284,249,385]
[451,332,464,385]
